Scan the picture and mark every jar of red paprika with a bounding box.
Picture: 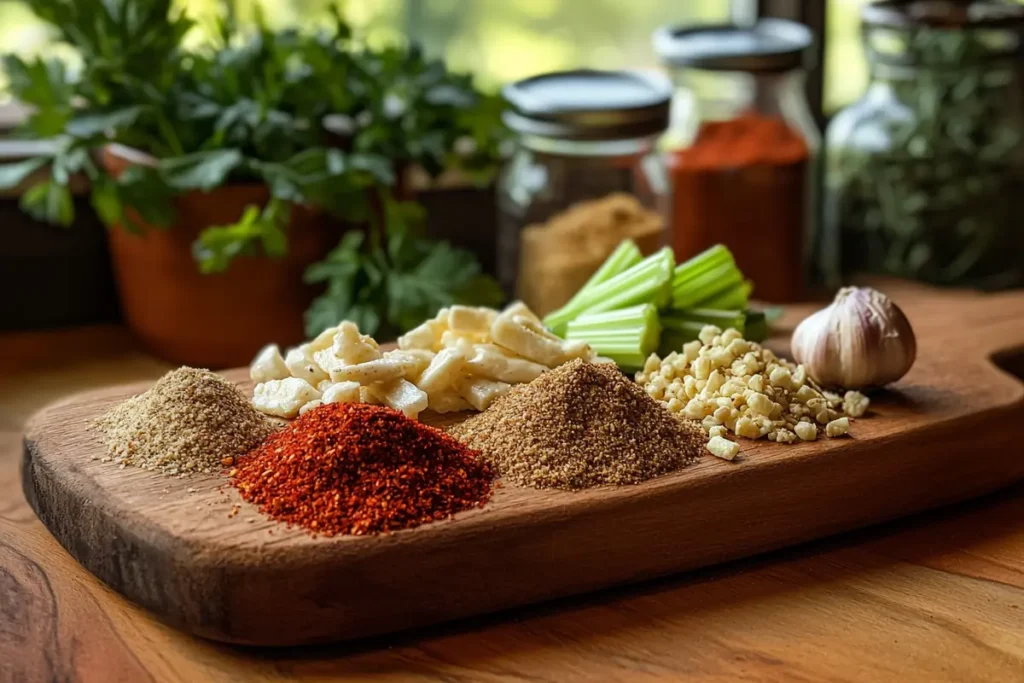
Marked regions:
[654,20,818,302]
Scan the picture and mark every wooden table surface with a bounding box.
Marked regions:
[2,324,1023,682]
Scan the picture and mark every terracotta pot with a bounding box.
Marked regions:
[102,146,340,368]
[1,139,119,330]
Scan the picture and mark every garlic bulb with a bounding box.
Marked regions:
[791,287,916,390]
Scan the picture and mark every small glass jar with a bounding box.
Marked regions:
[824,0,1024,289]
[497,70,671,314]
[654,20,818,303]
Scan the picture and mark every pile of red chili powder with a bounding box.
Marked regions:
[230,403,494,536]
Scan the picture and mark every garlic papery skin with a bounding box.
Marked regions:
[790,287,917,391]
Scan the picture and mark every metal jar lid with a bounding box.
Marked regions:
[502,69,671,141]
[653,19,814,72]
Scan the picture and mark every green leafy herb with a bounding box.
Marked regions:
[3,0,507,249]
[193,200,290,274]
[305,198,503,339]
[2,56,75,138]
[0,157,49,191]
[2,0,508,336]
[20,179,74,227]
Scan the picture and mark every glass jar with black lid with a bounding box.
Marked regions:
[496,69,672,310]
[824,0,1024,289]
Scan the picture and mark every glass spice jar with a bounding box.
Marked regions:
[654,19,819,303]
[496,69,672,311]
[824,0,1024,289]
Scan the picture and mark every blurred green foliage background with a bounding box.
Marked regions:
[0,0,875,112]
[14,0,1023,114]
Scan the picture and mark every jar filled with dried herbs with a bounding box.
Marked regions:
[823,0,1024,289]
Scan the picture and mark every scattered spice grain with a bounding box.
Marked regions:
[451,359,705,490]
[231,403,494,536]
[92,367,274,475]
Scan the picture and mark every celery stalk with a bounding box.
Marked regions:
[549,239,642,334]
[672,245,735,289]
[658,309,746,355]
[672,261,744,310]
[744,310,769,342]
[544,247,674,335]
[658,322,705,356]
[695,279,753,310]
[581,239,642,291]
[662,309,746,333]
[565,303,660,369]
[671,244,745,310]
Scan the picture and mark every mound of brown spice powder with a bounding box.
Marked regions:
[450,359,706,490]
[92,367,274,475]
[231,403,494,536]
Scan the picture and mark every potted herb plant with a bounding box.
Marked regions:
[1,0,505,367]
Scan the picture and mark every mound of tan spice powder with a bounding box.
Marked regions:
[92,367,275,476]
[450,359,706,490]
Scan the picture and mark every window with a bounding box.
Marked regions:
[406,0,731,89]
[824,0,871,113]
[0,1,731,93]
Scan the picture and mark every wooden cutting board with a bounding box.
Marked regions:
[21,284,1024,647]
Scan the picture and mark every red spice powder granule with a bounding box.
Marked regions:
[230,403,494,536]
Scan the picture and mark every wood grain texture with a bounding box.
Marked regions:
[17,285,1024,648]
